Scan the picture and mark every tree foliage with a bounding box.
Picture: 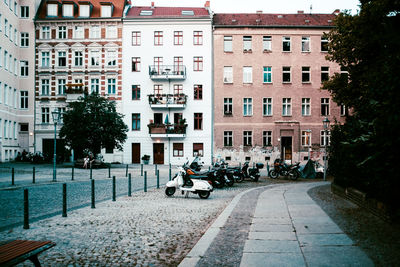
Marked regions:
[324,0,400,214]
[59,94,128,159]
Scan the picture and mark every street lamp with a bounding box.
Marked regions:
[322,117,330,181]
[52,109,62,182]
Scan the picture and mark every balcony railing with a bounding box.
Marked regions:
[148,65,186,80]
[148,94,187,108]
[65,83,88,102]
[147,123,188,138]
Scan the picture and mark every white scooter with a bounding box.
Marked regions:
[165,165,213,199]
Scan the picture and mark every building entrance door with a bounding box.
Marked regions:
[153,143,164,164]
[131,143,140,163]
[281,136,292,162]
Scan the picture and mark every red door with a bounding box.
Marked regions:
[132,143,140,164]
[153,143,164,164]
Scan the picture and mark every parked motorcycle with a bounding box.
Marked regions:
[269,159,299,180]
[165,164,213,199]
[240,161,263,182]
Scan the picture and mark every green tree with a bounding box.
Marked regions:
[324,0,400,215]
[59,93,128,159]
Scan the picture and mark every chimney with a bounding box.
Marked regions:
[297,10,304,14]
[256,10,262,14]
[204,1,210,8]
[333,9,340,15]
[151,2,154,8]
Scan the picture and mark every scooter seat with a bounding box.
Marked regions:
[189,174,209,180]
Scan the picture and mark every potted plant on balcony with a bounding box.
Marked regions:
[141,154,150,164]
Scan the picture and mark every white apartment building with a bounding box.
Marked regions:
[122,3,213,165]
[0,0,39,162]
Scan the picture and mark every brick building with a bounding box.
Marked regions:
[213,11,346,164]
[34,0,127,161]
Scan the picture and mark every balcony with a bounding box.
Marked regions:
[149,65,186,80]
[65,83,88,102]
[148,94,187,109]
[148,123,188,138]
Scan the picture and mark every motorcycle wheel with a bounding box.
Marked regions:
[214,180,224,189]
[269,170,279,179]
[198,191,210,199]
[288,170,299,180]
[226,178,234,187]
[252,175,259,182]
[234,174,243,183]
[165,187,176,196]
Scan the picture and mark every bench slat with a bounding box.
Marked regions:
[0,240,55,266]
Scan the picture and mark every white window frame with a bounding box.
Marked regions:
[20,6,29,18]
[42,107,50,124]
[101,5,112,17]
[243,131,252,146]
[79,5,90,17]
[321,66,329,82]
[223,98,233,115]
[263,98,272,116]
[106,50,117,66]
[302,98,311,116]
[107,78,116,94]
[58,26,67,39]
[223,131,233,147]
[74,50,83,66]
[20,60,28,77]
[243,36,252,51]
[224,36,233,52]
[41,26,50,39]
[302,66,311,83]
[20,32,29,47]
[263,36,272,51]
[57,79,66,95]
[106,26,117,39]
[243,98,253,116]
[320,130,331,147]
[263,131,272,147]
[282,66,291,83]
[282,98,292,116]
[90,78,100,94]
[263,66,272,83]
[90,26,100,39]
[302,130,312,146]
[321,37,329,52]
[302,36,311,52]
[90,50,100,66]
[47,4,58,16]
[223,66,233,83]
[74,26,84,39]
[283,36,291,52]
[20,91,28,109]
[62,4,73,17]
[41,51,50,68]
[41,79,50,95]
[321,98,330,116]
[243,66,252,84]
[57,51,67,67]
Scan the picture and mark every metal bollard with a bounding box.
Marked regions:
[90,166,93,180]
[128,173,132,197]
[169,166,171,181]
[112,176,116,201]
[108,166,111,178]
[141,164,143,176]
[157,170,160,189]
[32,167,36,184]
[71,166,74,181]
[208,166,211,171]
[253,162,255,168]
[11,168,15,186]
[23,189,29,229]
[125,164,128,177]
[155,164,157,176]
[91,179,95,209]
[62,183,67,217]
[239,162,242,169]
[144,171,147,192]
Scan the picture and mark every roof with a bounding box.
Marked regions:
[125,6,210,18]
[213,13,336,27]
[35,0,127,20]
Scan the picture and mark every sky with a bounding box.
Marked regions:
[130,0,360,14]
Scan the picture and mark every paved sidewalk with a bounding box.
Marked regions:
[180,182,374,267]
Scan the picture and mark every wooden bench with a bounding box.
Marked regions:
[0,240,56,267]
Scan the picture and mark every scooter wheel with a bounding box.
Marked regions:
[269,170,279,179]
[165,187,176,197]
[252,176,259,182]
[198,191,210,199]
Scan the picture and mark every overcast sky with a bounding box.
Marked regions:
[130,0,360,14]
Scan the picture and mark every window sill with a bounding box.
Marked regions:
[223,82,233,84]
[263,82,273,84]
[282,115,292,117]
[263,115,273,117]
[302,82,311,84]
[282,51,291,53]
[243,115,253,117]
[224,114,233,117]
[282,82,292,84]
[263,50,272,53]
[243,83,253,85]
[224,51,233,53]
[302,51,311,53]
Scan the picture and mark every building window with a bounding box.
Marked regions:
[58,26,67,39]
[90,78,99,94]
[172,56,182,73]
[194,113,203,130]
[106,26,117,39]
[224,98,232,115]
[193,57,203,71]
[243,36,252,51]
[79,4,90,17]
[41,79,49,95]
[263,131,272,146]
[282,66,291,83]
[193,31,203,45]
[132,31,141,46]
[193,143,203,157]
[340,104,347,116]
[154,31,163,45]
[282,98,291,116]
[90,26,100,39]
[154,84,163,96]
[107,78,116,94]
[106,50,117,66]
[302,98,311,116]
[263,98,272,116]
[302,36,310,52]
[132,57,140,72]
[194,84,202,100]
[74,51,83,66]
[101,5,112,17]
[42,107,50,123]
[263,66,272,83]
[282,36,291,52]
[131,85,140,100]
[20,6,29,18]
[20,32,29,47]
[223,66,233,83]
[243,98,252,116]
[153,57,163,73]
[132,113,140,130]
[243,67,252,83]
[174,84,183,95]
[321,98,330,116]
[41,26,50,39]
[302,66,310,83]
[243,131,252,146]
[90,50,100,66]
[47,3,58,16]
[224,36,233,52]
[173,143,184,157]
[58,79,66,95]
[302,131,312,146]
[20,91,28,109]
[321,130,330,146]
[41,51,50,67]
[174,31,183,45]
[74,26,84,39]
[63,4,73,17]
[224,131,233,147]
[263,36,272,51]
[321,37,328,52]
[20,61,28,77]
[58,51,67,67]
[321,66,329,82]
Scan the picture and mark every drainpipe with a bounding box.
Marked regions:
[210,23,215,165]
